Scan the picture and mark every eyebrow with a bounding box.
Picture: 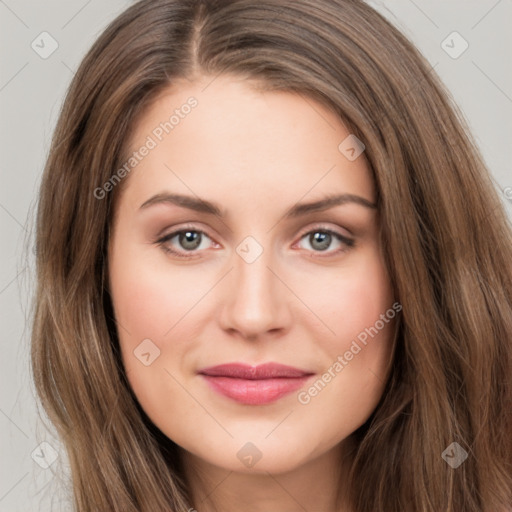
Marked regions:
[139,192,377,218]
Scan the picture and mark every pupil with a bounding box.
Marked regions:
[180,231,201,250]
[311,232,331,251]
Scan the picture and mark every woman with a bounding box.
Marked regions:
[31,0,512,510]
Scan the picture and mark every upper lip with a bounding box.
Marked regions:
[198,363,313,380]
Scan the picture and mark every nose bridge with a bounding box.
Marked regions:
[236,246,274,300]
[219,235,290,337]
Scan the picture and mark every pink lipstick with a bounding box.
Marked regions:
[198,363,314,405]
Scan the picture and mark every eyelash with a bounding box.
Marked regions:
[154,224,355,260]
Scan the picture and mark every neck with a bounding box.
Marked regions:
[181,437,356,512]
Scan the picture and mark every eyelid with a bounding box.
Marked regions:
[154,221,215,241]
[295,222,352,241]
[157,225,217,244]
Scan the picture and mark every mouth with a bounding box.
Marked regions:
[198,363,315,405]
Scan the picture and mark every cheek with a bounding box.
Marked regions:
[295,249,394,352]
[108,244,216,401]
[293,248,396,407]
[295,257,396,444]
[109,249,210,343]
[108,250,208,417]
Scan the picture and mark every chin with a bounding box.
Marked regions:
[184,434,323,475]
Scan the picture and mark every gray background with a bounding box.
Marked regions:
[1,1,511,510]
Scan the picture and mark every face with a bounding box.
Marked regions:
[108,75,397,475]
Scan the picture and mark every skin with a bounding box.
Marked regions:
[108,74,397,512]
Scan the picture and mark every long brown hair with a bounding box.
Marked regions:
[31,0,512,510]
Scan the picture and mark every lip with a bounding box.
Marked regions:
[199,363,315,405]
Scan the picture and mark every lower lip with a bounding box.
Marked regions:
[201,375,313,405]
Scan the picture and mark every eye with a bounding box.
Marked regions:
[296,228,355,256]
[156,228,217,258]
[155,225,355,260]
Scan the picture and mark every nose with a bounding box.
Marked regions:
[218,244,292,340]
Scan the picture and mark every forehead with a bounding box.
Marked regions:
[118,75,375,211]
